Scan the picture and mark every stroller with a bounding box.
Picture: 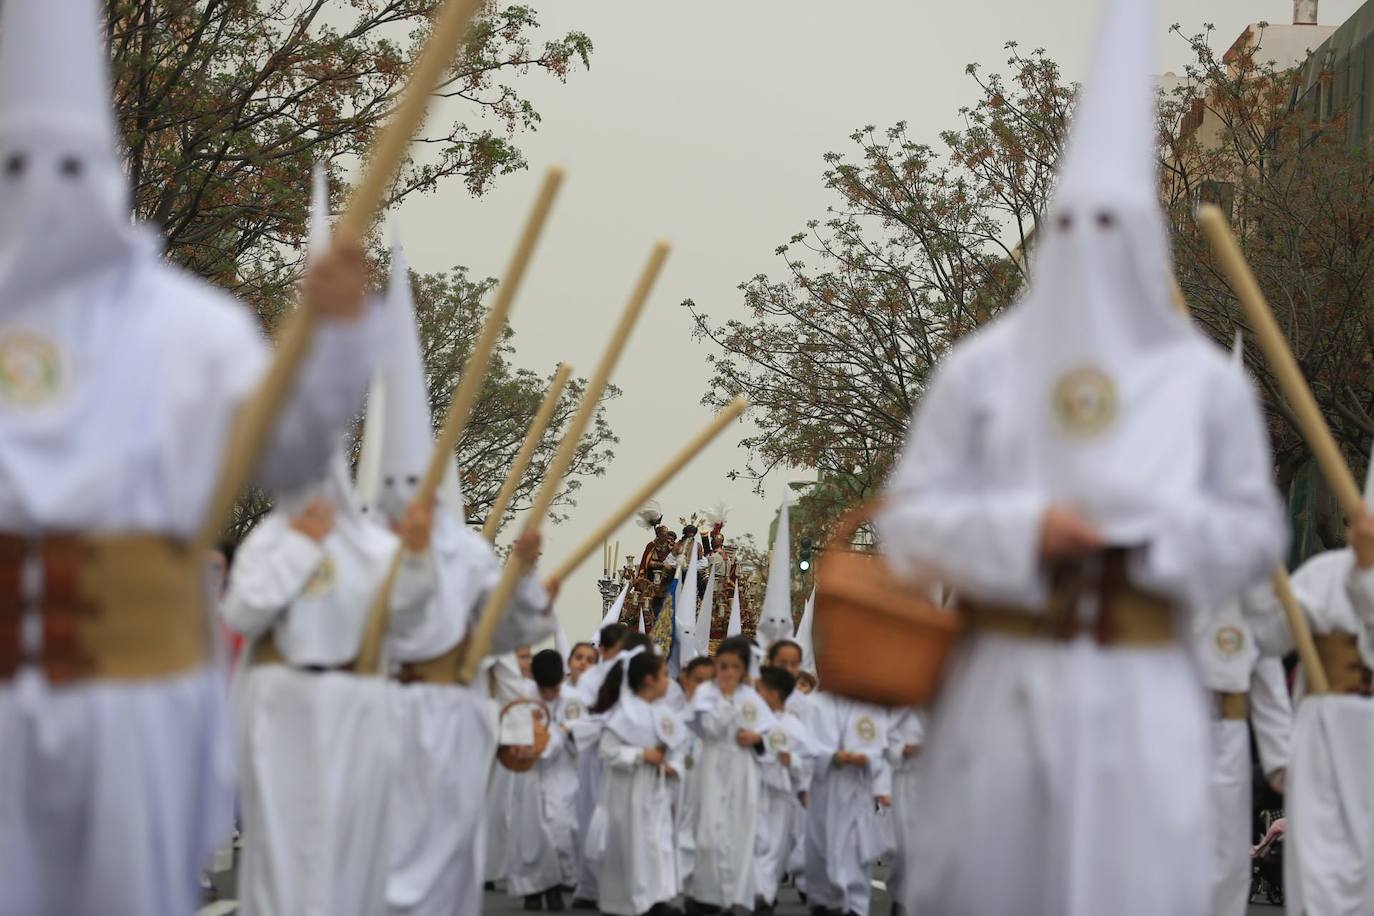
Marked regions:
[1250,811,1285,906]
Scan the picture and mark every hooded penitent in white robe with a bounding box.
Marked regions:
[873,0,1285,914]
[687,681,775,910]
[883,708,927,913]
[505,682,581,897]
[594,691,681,916]
[362,240,552,916]
[1242,549,1374,916]
[0,4,377,915]
[1190,594,1292,916]
[222,453,434,916]
[754,701,815,907]
[804,693,890,916]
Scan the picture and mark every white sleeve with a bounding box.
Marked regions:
[599,729,644,770]
[220,525,323,639]
[388,550,436,615]
[1345,562,1374,640]
[1128,370,1287,612]
[876,353,1049,606]
[1240,579,1295,658]
[1249,657,1292,777]
[254,304,381,493]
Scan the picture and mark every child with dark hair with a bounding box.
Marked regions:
[593,651,683,916]
[566,642,598,687]
[686,636,774,913]
[674,656,715,890]
[752,666,813,914]
[505,649,579,910]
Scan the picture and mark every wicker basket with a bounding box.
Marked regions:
[496,698,551,773]
[814,502,961,707]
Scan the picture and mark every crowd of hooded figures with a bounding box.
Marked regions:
[478,629,923,916]
[9,0,1374,915]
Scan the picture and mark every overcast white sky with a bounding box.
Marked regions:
[395,0,1364,640]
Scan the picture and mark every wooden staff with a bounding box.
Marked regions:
[352,169,565,675]
[1197,204,1337,694]
[196,0,488,550]
[547,397,749,586]
[482,364,575,541]
[455,242,671,684]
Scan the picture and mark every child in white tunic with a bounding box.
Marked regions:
[805,693,891,916]
[674,656,716,895]
[764,639,812,897]
[506,649,580,910]
[688,636,775,913]
[883,709,926,915]
[594,650,682,916]
[754,666,813,913]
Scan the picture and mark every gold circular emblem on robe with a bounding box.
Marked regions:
[0,332,64,406]
[659,715,676,739]
[741,702,758,724]
[855,715,878,744]
[1214,625,1245,659]
[564,702,582,721]
[1052,367,1116,437]
[768,729,787,751]
[302,556,337,597]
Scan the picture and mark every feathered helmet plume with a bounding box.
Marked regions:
[636,499,665,530]
[704,500,730,536]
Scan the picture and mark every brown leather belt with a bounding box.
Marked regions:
[249,636,356,674]
[1215,691,1248,721]
[960,549,1175,647]
[393,638,466,685]
[0,533,206,684]
[1313,632,1374,696]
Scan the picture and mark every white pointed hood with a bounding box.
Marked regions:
[593,583,628,645]
[1010,0,1196,542]
[757,491,793,646]
[357,237,465,524]
[0,0,137,301]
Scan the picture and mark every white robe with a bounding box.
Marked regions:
[875,310,1284,916]
[485,657,535,886]
[785,689,816,893]
[688,681,773,909]
[505,684,580,896]
[1191,592,1292,916]
[567,656,617,903]
[385,519,552,916]
[0,249,377,916]
[884,708,926,913]
[1250,550,1374,916]
[754,704,814,906]
[805,693,890,916]
[594,695,680,916]
[222,488,431,916]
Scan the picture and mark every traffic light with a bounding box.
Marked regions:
[798,537,814,573]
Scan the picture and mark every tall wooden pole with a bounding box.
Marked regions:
[1197,204,1335,694]
[482,364,575,541]
[197,0,489,550]
[455,243,671,684]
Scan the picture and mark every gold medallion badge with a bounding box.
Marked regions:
[855,715,878,745]
[659,715,676,739]
[768,729,787,751]
[1052,367,1116,437]
[302,556,337,597]
[1214,625,1245,659]
[564,702,582,721]
[0,332,64,406]
[741,702,758,725]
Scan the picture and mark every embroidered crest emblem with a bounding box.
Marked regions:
[768,729,787,751]
[0,332,64,406]
[564,702,582,721]
[1052,367,1116,437]
[302,556,336,597]
[1214,625,1245,659]
[659,715,676,739]
[855,715,878,744]
[741,702,758,725]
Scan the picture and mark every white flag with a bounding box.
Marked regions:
[592,583,628,646]
[695,563,715,657]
